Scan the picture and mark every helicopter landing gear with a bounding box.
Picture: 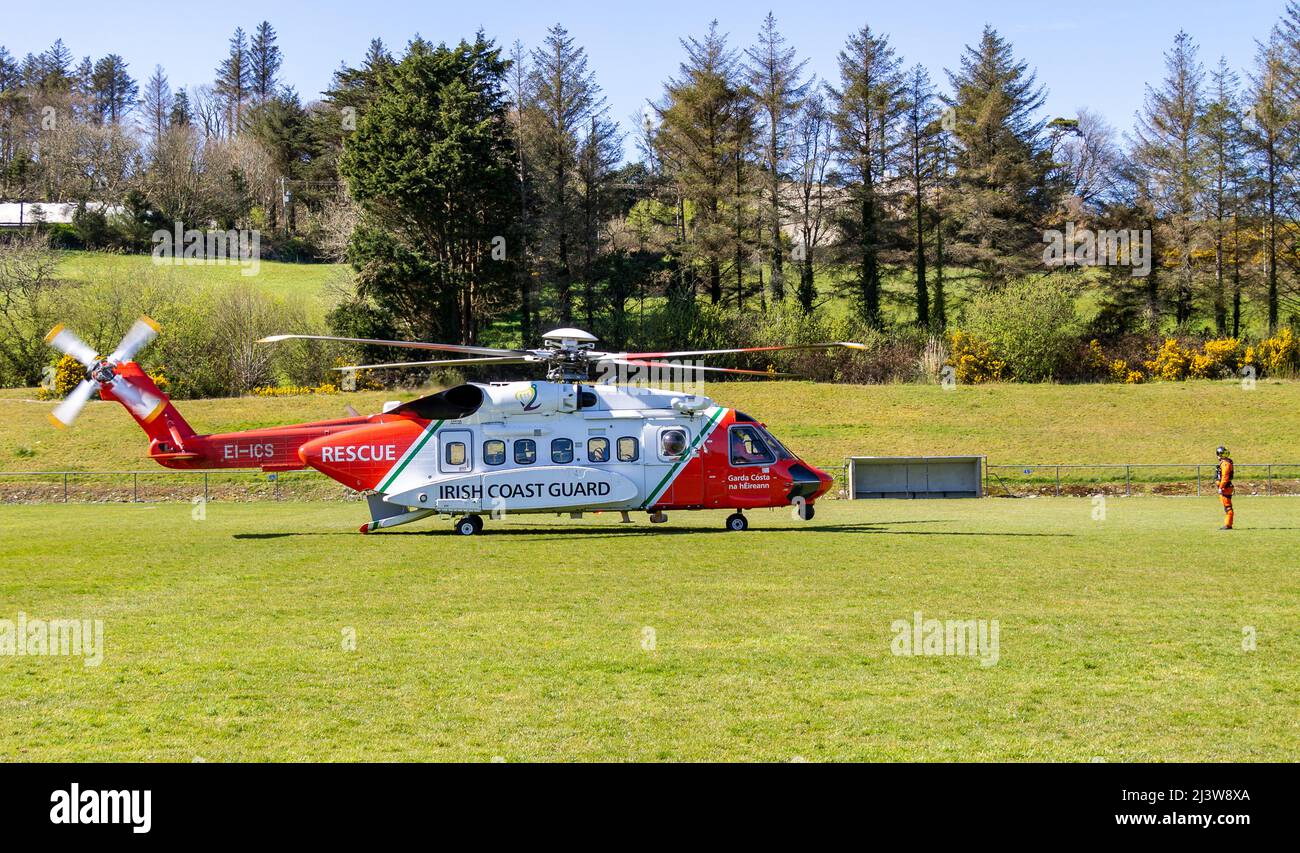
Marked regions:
[725,512,749,532]
[454,514,484,536]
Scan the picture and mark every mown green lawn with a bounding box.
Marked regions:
[3,379,1298,475]
[0,498,1294,761]
[56,250,346,309]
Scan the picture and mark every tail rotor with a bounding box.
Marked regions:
[44,317,163,428]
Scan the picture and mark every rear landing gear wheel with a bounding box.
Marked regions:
[725,512,748,532]
[454,515,482,536]
[802,504,815,521]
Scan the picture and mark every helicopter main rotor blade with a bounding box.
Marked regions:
[47,378,99,428]
[257,333,524,358]
[599,357,797,378]
[44,325,99,367]
[624,342,868,359]
[334,356,534,371]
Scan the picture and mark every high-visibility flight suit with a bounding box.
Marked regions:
[1216,456,1234,529]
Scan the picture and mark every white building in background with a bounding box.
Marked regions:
[0,201,124,228]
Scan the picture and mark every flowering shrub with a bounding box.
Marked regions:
[251,384,340,397]
[948,330,1007,384]
[1245,328,1299,377]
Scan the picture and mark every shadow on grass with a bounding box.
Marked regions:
[234,519,1073,540]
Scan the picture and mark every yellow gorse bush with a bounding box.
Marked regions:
[948,330,1007,384]
[251,384,340,397]
[1245,327,1299,376]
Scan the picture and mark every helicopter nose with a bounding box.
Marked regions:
[786,461,832,503]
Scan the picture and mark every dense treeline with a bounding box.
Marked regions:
[2,8,1300,392]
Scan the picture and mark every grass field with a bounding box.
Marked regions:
[0,498,1295,761]
[56,250,347,309]
[3,379,1299,475]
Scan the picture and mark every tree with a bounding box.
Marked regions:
[215,27,249,136]
[1131,31,1205,325]
[338,35,519,345]
[745,12,808,304]
[945,26,1057,283]
[89,54,136,125]
[654,22,752,307]
[1245,31,1293,332]
[1200,58,1246,333]
[525,24,606,326]
[828,23,905,326]
[140,65,172,143]
[898,64,943,327]
[249,21,283,106]
[788,89,836,312]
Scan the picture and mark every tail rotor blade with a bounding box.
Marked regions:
[107,376,165,423]
[44,325,98,367]
[48,379,98,429]
[108,316,160,364]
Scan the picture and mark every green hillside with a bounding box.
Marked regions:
[2,379,1296,474]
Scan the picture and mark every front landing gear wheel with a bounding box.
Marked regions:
[454,515,483,536]
[725,512,748,532]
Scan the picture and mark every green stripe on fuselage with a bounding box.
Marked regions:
[640,406,724,509]
[377,419,443,493]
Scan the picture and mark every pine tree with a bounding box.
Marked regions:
[140,65,172,142]
[655,22,750,308]
[1245,27,1296,332]
[215,27,249,136]
[88,54,137,125]
[745,12,808,304]
[1131,31,1206,325]
[828,24,905,326]
[898,64,942,328]
[944,26,1057,283]
[249,21,283,106]
[788,89,835,312]
[1200,58,1246,333]
[525,24,607,327]
[170,87,191,127]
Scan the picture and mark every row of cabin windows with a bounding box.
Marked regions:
[445,436,646,468]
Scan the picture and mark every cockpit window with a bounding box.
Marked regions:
[756,426,793,460]
[729,425,776,465]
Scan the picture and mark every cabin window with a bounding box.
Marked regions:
[552,438,574,464]
[514,439,537,465]
[617,436,639,462]
[445,442,467,467]
[483,440,506,466]
[660,428,688,460]
[587,437,610,463]
[728,425,776,466]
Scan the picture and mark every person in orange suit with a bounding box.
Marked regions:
[1215,446,1234,530]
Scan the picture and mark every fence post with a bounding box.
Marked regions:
[133,472,139,503]
[1196,465,1201,497]
[204,472,209,503]
[63,473,68,503]
[1125,465,1130,497]
[1268,464,1272,497]
[1055,465,1061,497]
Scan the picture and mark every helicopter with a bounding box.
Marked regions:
[45,320,863,534]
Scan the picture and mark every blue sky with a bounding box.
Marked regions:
[4,0,1289,157]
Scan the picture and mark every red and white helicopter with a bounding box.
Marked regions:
[46,320,861,534]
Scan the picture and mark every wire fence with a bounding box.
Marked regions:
[0,469,357,504]
[2,463,1299,504]
[983,463,1300,498]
